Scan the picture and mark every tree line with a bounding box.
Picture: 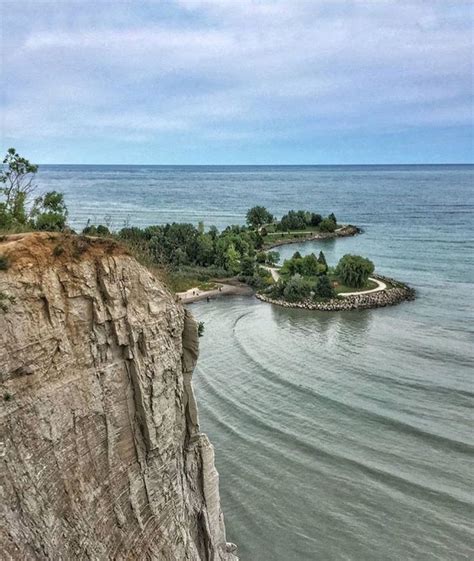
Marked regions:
[246,205,338,233]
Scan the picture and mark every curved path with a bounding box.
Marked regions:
[262,268,387,297]
[339,277,386,297]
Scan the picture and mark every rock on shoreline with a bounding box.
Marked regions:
[256,274,415,312]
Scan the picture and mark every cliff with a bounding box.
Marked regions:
[0,233,238,561]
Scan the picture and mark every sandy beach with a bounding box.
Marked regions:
[176,280,254,304]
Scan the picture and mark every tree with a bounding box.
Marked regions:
[336,254,375,288]
[301,253,319,276]
[319,217,337,232]
[208,225,218,240]
[31,192,68,231]
[266,251,280,266]
[281,256,304,276]
[225,243,240,274]
[0,148,38,228]
[278,210,308,231]
[328,213,337,225]
[315,274,335,298]
[318,250,327,272]
[195,233,214,266]
[283,274,312,302]
[310,213,322,227]
[0,149,69,232]
[240,255,255,277]
[96,224,110,236]
[246,206,273,229]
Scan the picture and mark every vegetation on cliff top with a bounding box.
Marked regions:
[0,148,68,233]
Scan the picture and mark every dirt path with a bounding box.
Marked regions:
[262,266,281,282]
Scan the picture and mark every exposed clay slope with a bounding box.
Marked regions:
[0,233,237,561]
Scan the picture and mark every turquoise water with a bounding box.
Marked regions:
[38,165,474,560]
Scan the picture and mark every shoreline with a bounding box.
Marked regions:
[263,224,361,250]
[175,227,415,312]
[176,280,254,304]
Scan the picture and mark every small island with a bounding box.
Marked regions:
[246,205,361,248]
[255,251,415,311]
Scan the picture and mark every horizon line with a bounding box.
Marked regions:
[36,162,474,167]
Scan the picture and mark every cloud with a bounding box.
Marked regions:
[1,0,472,160]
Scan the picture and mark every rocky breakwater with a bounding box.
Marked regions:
[256,275,415,312]
[0,233,238,561]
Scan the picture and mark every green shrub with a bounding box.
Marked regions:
[317,250,327,272]
[83,224,110,236]
[314,274,335,299]
[267,279,286,298]
[246,206,273,229]
[265,251,280,265]
[30,191,68,231]
[240,255,255,277]
[283,274,312,302]
[319,217,337,232]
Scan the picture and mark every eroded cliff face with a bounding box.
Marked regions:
[0,233,238,561]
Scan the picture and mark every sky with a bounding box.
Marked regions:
[1,0,473,164]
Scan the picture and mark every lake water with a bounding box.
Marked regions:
[38,165,474,560]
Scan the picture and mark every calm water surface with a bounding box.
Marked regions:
[38,165,474,560]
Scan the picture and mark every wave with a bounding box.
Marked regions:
[227,313,474,457]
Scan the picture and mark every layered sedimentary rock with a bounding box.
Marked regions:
[0,233,237,561]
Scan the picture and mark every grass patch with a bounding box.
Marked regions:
[265,226,321,236]
[166,275,217,293]
[154,264,229,293]
[262,229,326,248]
[334,279,378,294]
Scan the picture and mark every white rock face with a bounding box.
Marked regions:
[0,233,238,561]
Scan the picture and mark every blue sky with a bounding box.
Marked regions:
[1,0,473,164]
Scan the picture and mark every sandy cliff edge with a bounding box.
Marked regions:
[0,233,238,561]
